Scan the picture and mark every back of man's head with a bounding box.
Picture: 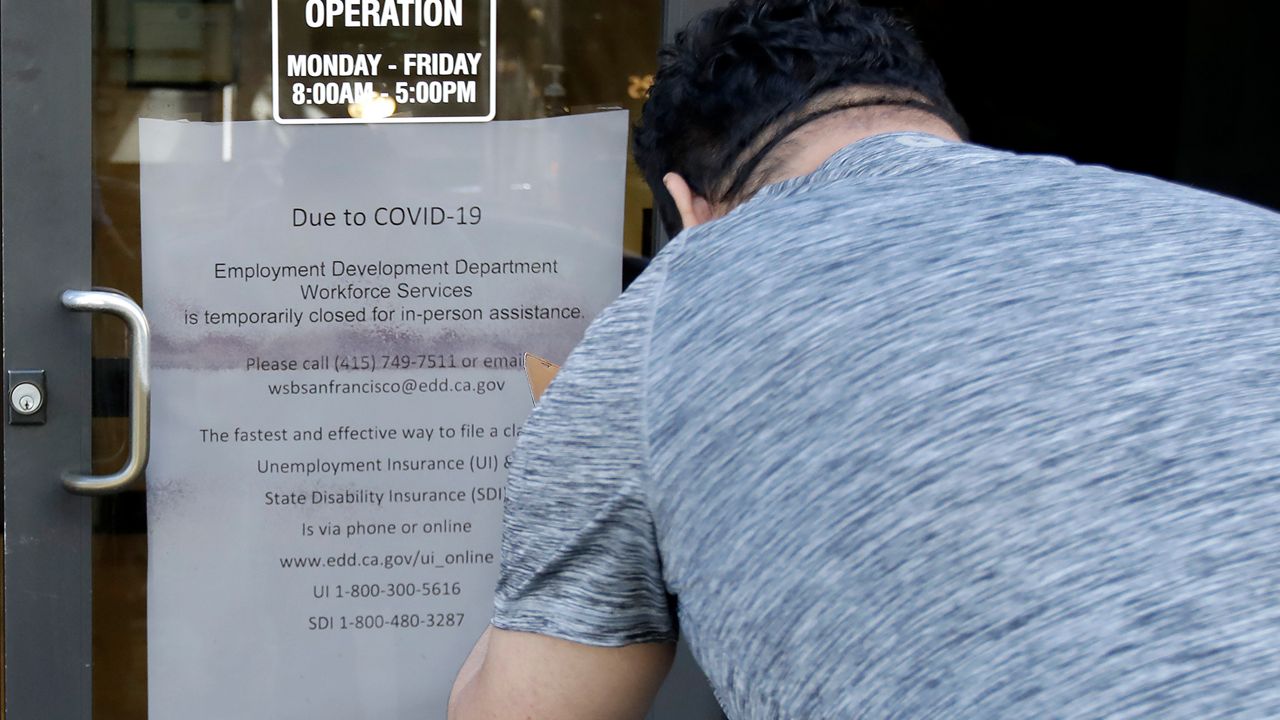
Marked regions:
[635,0,966,235]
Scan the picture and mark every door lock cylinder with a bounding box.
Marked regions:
[7,370,47,425]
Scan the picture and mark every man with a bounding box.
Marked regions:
[450,1,1280,717]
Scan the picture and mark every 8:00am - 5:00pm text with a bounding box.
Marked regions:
[292,81,477,106]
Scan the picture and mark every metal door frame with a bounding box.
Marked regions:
[1,0,95,717]
[663,1,725,44]
[652,0,727,254]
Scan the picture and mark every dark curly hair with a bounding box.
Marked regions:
[634,0,966,235]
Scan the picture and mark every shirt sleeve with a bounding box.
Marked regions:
[491,256,675,647]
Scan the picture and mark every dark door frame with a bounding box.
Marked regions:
[664,0,723,40]
[1,0,95,718]
[652,0,727,254]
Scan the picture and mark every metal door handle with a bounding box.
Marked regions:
[60,289,151,495]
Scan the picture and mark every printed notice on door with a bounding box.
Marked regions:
[141,112,626,718]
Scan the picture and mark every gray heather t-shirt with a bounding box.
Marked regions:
[492,133,1280,719]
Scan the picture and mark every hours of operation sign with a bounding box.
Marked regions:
[273,0,496,123]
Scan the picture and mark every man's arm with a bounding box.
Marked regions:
[448,627,675,720]
[453,255,680,719]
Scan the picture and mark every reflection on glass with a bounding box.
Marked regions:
[91,2,661,716]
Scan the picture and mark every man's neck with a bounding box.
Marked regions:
[765,110,961,192]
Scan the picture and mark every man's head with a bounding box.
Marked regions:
[634,0,966,235]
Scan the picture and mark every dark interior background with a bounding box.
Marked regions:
[894,1,1280,211]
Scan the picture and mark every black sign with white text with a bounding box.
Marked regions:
[273,0,495,124]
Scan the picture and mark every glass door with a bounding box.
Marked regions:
[3,0,726,717]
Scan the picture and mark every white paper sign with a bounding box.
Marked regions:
[141,113,627,719]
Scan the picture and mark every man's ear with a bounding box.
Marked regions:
[663,173,717,230]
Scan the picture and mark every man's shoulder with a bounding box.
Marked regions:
[532,251,672,406]
[697,142,1280,251]
[580,251,671,351]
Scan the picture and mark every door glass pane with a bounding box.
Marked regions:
[91,2,661,717]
